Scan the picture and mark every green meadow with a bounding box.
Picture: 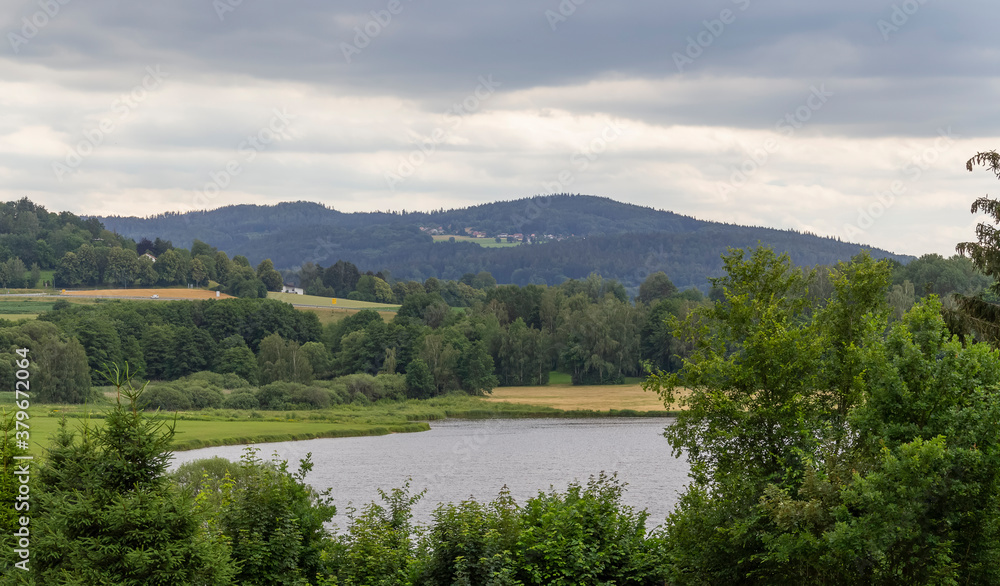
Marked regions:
[3,387,671,455]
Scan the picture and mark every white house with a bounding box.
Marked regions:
[282,284,304,295]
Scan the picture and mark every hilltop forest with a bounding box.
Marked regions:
[98,195,912,291]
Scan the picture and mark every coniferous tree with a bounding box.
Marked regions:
[30,364,235,584]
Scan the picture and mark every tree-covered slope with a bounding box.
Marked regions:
[98,195,912,291]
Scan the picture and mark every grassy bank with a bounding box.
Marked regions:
[8,390,674,454]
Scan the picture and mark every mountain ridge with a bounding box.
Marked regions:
[97,195,913,291]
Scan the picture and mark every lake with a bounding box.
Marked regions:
[171,417,689,528]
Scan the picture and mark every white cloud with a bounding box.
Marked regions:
[1,1,999,259]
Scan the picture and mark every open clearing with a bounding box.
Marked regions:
[268,291,400,311]
[61,288,234,300]
[298,307,394,325]
[432,235,521,248]
[485,383,677,412]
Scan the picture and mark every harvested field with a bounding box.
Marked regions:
[61,288,234,300]
[485,383,680,412]
[268,291,400,310]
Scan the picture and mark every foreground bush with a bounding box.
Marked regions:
[324,474,669,586]
[3,365,235,584]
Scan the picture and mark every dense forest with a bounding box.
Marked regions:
[0,252,981,416]
[98,195,912,291]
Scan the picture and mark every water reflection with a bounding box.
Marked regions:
[171,418,689,528]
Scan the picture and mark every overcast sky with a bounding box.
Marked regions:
[2,0,998,256]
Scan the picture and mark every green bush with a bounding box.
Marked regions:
[221,372,252,390]
[218,449,335,585]
[375,373,407,401]
[256,382,292,410]
[334,373,407,403]
[288,385,332,410]
[223,390,259,410]
[140,385,193,411]
[326,475,668,585]
[189,385,224,409]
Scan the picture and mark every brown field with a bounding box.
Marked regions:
[61,288,234,300]
[484,383,681,412]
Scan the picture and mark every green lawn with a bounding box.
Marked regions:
[38,269,55,288]
[432,235,521,248]
[548,371,572,385]
[0,299,59,314]
[268,292,400,311]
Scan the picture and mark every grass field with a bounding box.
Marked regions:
[268,291,400,311]
[0,296,100,321]
[10,408,428,452]
[0,299,58,314]
[4,388,674,455]
[298,307,395,325]
[38,269,55,287]
[432,235,521,248]
[485,383,675,412]
[61,288,234,300]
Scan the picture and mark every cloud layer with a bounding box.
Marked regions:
[2,0,998,255]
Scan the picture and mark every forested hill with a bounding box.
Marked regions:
[98,195,912,291]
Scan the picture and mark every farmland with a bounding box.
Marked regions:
[431,234,521,248]
[485,382,677,413]
[61,288,235,300]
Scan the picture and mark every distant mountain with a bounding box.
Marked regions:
[98,195,913,291]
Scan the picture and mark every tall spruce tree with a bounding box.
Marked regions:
[30,364,234,584]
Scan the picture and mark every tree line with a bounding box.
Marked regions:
[0,250,988,408]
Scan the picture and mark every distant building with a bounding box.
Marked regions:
[141,252,157,263]
[282,284,304,295]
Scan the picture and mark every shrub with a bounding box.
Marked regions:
[256,382,292,410]
[189,385,224,409]
[334,373,407,403]
[374,373,407,401]
[140,385,192,411]
[288,385,332,410]
[217,449,335,585]
[222,372,252,390]
[223,391,259,410]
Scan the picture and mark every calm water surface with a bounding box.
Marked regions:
[171,418,689,528]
